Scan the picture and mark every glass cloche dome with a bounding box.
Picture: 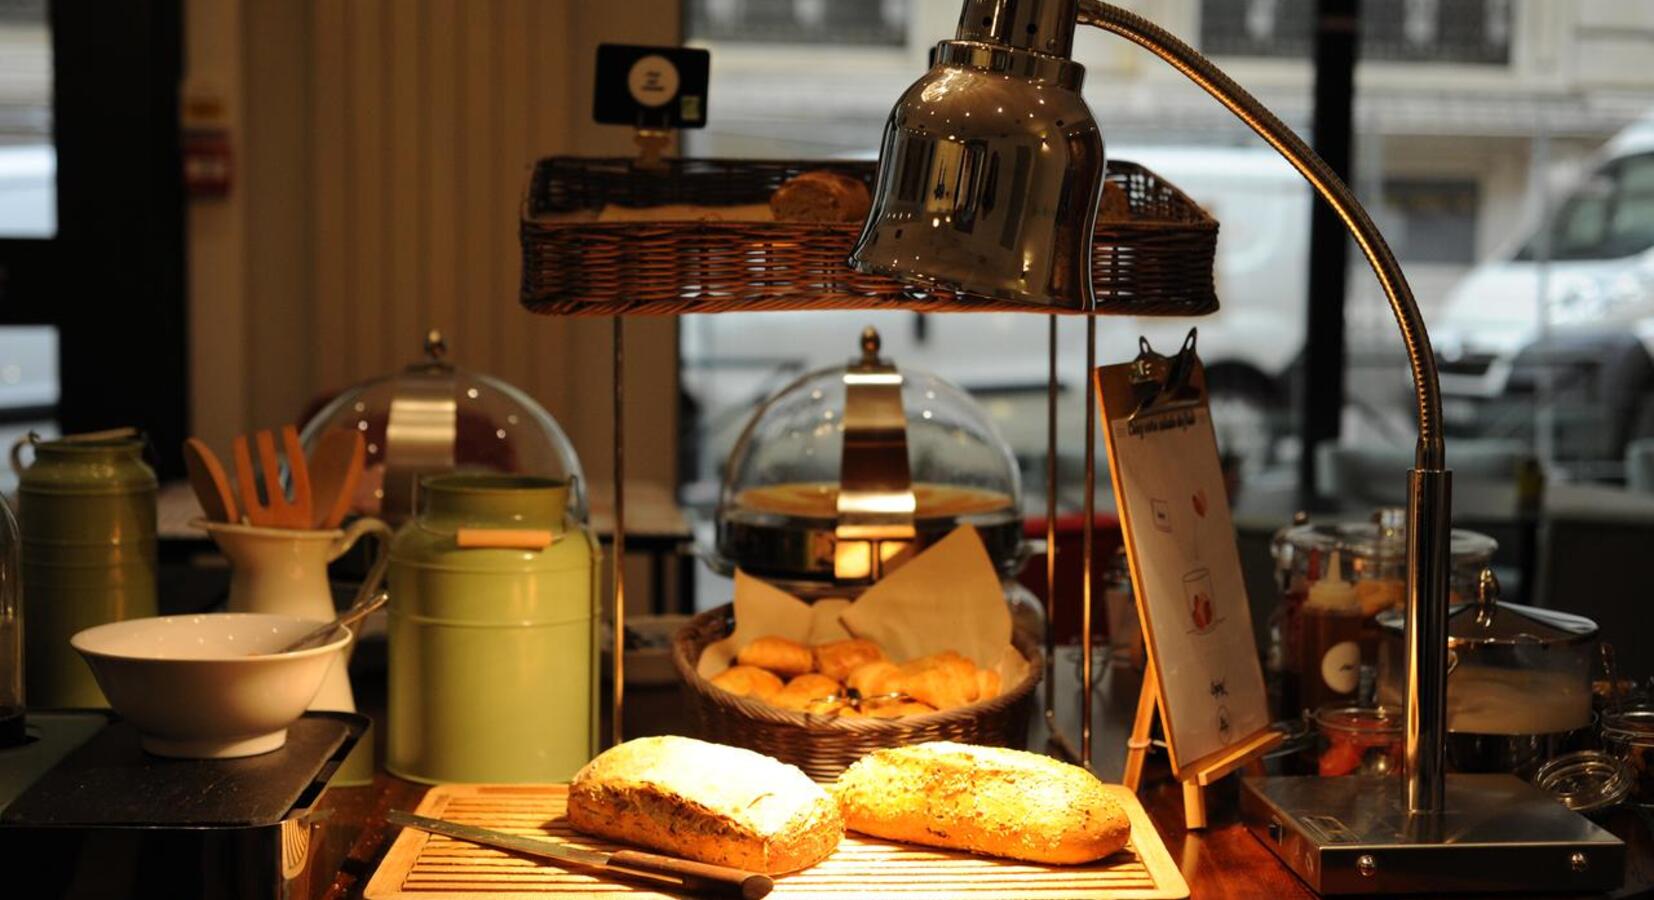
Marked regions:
[716,327,1023,594]
[300,330,585,525]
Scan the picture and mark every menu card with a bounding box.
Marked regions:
[1097,359,1270,772]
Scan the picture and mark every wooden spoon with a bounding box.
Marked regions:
[308,429,365,529]
[183,437,239,523]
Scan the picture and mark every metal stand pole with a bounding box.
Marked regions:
[611,317,626,748]
[1080,314,1096,767]
[1044,315,1080,763]
[1077,0,1447,814]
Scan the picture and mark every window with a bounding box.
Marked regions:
[1379,179,1479,265]
[686,0,908,46]
[0,0,54,238]
[1200,0,1512,65]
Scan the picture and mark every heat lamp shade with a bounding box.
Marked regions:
[848,41,1106,311]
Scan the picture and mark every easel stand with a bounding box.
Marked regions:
[1121,658,1281,829]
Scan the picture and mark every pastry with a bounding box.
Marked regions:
[834,741,1130,864]
[813,638,885,681]
[846,659,901,698]
[569,736,843,873]
[710,665,785,701]
[974,667,1002,703]
[772,672,844,714]
[893,651,979,710]
[862,698,937,719]
[737,635,815,678]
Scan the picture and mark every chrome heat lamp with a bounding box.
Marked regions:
[846,1,1623,894]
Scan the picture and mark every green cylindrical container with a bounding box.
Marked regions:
[387,474,600,783]
[13,431,158,708]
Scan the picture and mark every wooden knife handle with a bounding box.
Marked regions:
[606,849,774,899]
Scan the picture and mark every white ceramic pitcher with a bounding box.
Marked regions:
[193,517,390,712]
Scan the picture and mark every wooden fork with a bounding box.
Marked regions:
[232,425,314,528]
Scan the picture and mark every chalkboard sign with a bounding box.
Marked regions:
[592,44,709,130]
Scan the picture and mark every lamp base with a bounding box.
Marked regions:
[1240,774,1624,895]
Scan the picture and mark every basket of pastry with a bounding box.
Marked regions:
[672,527,1042,780]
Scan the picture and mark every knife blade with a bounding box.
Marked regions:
[387,810,774,899]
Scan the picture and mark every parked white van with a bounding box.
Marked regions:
[1433,114,1654,475]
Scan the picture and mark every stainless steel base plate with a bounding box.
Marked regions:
[1240,774,1624,894]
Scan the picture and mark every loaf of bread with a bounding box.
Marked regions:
[1098,180,1131,220]
[834,742,1131,864]
[568,736,844,874]
[769,171,872,223]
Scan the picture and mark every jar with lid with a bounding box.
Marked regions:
[1271,509,1495,717]
[12,429,157,708]
[387,474,600,784]
[1377,571,1598,777]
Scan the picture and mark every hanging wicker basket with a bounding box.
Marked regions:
[521,157,1218,318]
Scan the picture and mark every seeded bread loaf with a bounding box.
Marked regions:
[834,741,1130,864]
[568,736,843,874]
[769,171,872,223]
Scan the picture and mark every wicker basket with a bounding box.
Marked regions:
[521,157,1217,318]
[672,604,1043,781]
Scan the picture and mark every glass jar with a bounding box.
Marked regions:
[1535,751,1632,815]
[715,327,1024,595]
[301,330,584,526]
[1601,707,1654,804]
[1271,509,1495,717]
[1102,546,1144,670]
[1310,705,1403,777]
[1377,572,1598,777]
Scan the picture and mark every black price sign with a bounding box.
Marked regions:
[592,44,709,129]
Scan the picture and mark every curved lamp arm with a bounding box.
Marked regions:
[1076,0,1441,468]
[1073,1,1452,815]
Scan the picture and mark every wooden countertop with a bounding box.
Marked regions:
[322,768,1654,899]
[318,629,1652,898]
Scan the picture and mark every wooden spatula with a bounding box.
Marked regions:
[308,428,365,529]
[183,437,238,523]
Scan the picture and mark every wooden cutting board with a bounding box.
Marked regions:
[364,783,1189,900]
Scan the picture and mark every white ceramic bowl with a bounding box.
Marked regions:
[71,613,352,759]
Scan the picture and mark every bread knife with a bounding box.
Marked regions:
[387,810,774,899]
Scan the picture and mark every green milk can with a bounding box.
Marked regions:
[12,430,158,707]
[387,474,600,783]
